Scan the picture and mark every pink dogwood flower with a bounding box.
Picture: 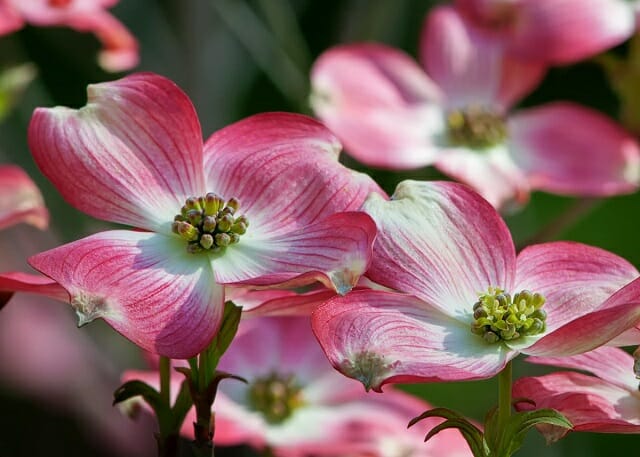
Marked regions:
[0,164,48,230]
[312,180,640,391]
[311,6,640,208]
[24,72,378,358]
[126,315,472,457]
[454,0,637,64]
[0,0,138,72]
[512,346,640,441]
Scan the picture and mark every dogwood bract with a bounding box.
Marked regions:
[25,72,378,358]
[312,180,640,391]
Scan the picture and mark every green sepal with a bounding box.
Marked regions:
[409,407,487,457]
[499,409,572,456]
[483,406,499,452]
[113,380,171,429]
[201,301,242,384]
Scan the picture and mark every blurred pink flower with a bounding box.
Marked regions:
[23,72,378,358]
[311,6,640,208]
[126,315,472,457]
[0,0,138,72]
[0,164,48,230]
[512,346,640,441]
[454,0,636,64]
[312,180,640,391]
[0,225,156,457]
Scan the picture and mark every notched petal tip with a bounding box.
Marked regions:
[328,258,370,296]
[338,350,399,392]
[70,291,118,327]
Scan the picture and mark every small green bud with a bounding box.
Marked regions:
[204,193,223,215]
[484,331,500,344]
[202,216,217,233]
[186,209,203,226]
[175,221,199,241]
[215,233,231,247]
[217,214,233,232]
[200,234,214,249]
[226,198,240,212]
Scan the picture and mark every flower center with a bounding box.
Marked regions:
[172,193,248,254]
[471,287,547,343]
[247,372,304,424]
[446,106,507,150]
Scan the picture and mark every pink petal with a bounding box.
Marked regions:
[28,230,223,358]
[523,276,640,356]
[233,288,338,317]
[455,0,635,64]
[66,10,139,72]
[0,1,23,34]
[420,6,546,110]
[312,289,515,390]
[0,272,68,303]
[0,164,48,230]
[509,102,640,196]
[28,73,205,233]
[204,112,385,232]
[526,346,638,391]
[513,372,640,433]
[514,241,639,332]
[212,212,376,295]
[434,145,530,208]
[364,180,515,319]
[608,325,640,346]
[310,44,444,169]
[421,6,503,108]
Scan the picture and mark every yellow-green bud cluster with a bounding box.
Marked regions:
[471,287,547,344]
[247,373,304,424]
[172,193,248,254]
[446,106,508,149]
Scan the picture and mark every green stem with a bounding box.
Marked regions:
[496,360,513,456]
[160,356,171,407]
[157,356,179,457]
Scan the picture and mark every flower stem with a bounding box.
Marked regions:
[495,360,513,457]
[160,356,171,406]
[157,356,179,457]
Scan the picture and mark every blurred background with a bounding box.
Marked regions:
[1,0,639,455]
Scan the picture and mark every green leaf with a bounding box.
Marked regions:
[423,418,488,457]
[409,407,473,427]
[204,301,242,374]
[410,408,487,457]
[113,380,170,420]
[501,409,573,456]
[483,406,499,452]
